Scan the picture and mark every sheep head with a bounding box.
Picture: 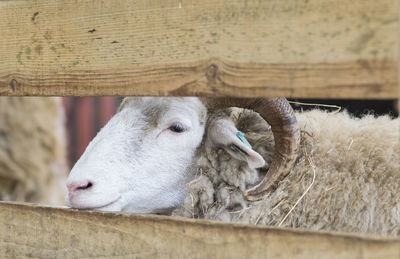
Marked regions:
[66,97,206,213]
[66,97,300,213]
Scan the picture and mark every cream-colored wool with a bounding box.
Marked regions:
[0,97,67,204]
[174,109,400,237]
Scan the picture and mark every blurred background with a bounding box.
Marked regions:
[0,97,398,205]
[62,97,123,168]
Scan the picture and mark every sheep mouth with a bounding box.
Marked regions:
[88,196,122,210]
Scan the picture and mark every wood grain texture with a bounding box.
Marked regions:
[0,202,399,259]
[0,0,398,98]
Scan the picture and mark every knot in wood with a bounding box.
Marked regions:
[9,79,20,91]
[206,64,218,81]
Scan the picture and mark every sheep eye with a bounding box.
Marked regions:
[169,123,186,133]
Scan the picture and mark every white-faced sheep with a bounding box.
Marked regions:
[0,97,67,204]
[66,97,399,237]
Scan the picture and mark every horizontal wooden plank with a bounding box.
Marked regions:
[0,202,399,259]
[0,0,398,98]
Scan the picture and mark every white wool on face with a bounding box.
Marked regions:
[66,97,207,213]
[174,109,400,237]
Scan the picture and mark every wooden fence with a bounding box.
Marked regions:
[0,0,397,98]
[0,202,399,259]
[0,0,399,258]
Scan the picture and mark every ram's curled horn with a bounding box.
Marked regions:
[200,97,301,201]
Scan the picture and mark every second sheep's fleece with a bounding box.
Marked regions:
[173,109,400,237]
[0,97,67,204]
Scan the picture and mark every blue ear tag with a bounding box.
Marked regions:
[236,131,252,148]
[230,131,252,155]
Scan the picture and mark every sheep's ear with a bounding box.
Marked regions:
[206,119,265,168]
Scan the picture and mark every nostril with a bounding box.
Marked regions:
[77,182,93,190]
[67,180,94,193]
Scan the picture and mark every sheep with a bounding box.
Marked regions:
[172,108,400,237]
[66,97,299,213]
[66,97,399,236]
[0,97,67,204]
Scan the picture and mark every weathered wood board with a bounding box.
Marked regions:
[0,202,399,258]
[0,0,398,98]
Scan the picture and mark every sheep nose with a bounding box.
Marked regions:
[67,180,93,194]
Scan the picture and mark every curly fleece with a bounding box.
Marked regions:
[173,109,400,237]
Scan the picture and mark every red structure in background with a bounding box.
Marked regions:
[62,97,121,168]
